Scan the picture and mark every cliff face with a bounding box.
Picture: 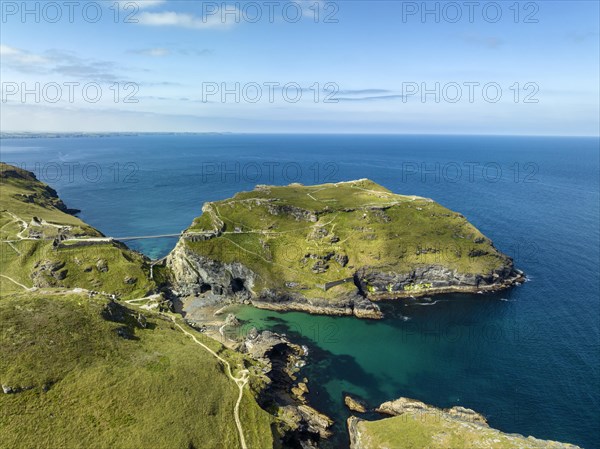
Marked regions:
[357,262,522,300]
[167,238,383,318]
[167,239,256,299]
[348,397,582,449]
[166,179,524,318]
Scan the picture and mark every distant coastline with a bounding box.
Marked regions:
[0,131,234,139]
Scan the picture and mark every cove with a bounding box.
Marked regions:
[230,287,585,448]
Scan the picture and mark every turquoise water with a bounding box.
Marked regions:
[1,134,598,448]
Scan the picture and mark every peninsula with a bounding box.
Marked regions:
[168,179,524,318]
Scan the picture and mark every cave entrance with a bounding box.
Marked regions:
[230,278,245,293]
[200,283,212,294]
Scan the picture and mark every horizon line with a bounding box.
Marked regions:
[1,131,598,139]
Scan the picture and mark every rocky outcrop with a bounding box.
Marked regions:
[348,416,364,449]
[296,405,334,439]
[241,328,333,447]
[376,397,487,425]
[167,233,522,318]
[167,239,256,299]
[168,239,383,319]
[2,384,34,394]
[357,263,525,299]
[167,235,521,321]
[267,203,318,222]
[253,289,382,319]
[31,260,68,287]
[345,395,368,413]
[348,397,582,449]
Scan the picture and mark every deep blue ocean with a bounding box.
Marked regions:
[1,134,598,448]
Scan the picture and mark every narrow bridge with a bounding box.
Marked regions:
[113,233,181,241]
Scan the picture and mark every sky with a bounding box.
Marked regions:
[1,0,599,135]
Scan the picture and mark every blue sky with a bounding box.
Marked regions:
[1,0,598,135]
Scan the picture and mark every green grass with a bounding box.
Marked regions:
[0,293,274,449]
[1,163,157,299]
[355,413,576,449]
[0,164,99,236]
[183,179,509,299]
[1,239,155,298]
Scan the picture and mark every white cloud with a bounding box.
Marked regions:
[128,47,212,57]
[137,9,238,29]
[0,45,49,65]
[0,45,19,56]
[137,0,167,8]
[138,47,171,57]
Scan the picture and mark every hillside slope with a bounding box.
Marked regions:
[0,292,273,449]
[1,162,157,299]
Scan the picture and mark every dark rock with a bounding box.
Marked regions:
[30,260,67,287]
[96,259,108,272]
[311,260,329,274]
[334,254,349,267]
[309,227,329,240]
[124,276,137,285]
[468,248,489,257]
[267,204,318,222]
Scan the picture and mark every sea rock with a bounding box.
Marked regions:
[254,289,382,320]
[344,395,368,413]
[225,313,240,327]
[292,382,309,402]
[240,328,331,446]
[297,405,334,439]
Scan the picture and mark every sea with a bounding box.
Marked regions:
[1,134,598,448]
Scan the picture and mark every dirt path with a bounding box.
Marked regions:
[169,316,249,449]
[0,274,34,291]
